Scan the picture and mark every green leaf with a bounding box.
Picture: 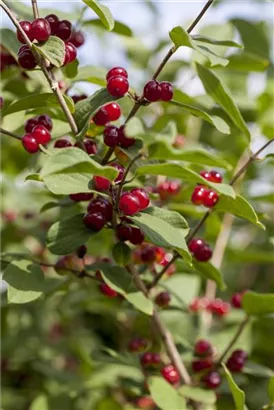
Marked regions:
[30,395,49,410]
[268,376,274,403]
[130,207,191,263]
[142,206,188,230]
[228,51,270,72]
[62,59,79,79]
[242,292,274,316]
[215,195,265,229]
[2,93,75,116]
[169,100,230,134]
[40,147,118,195]
[193,261,226,290]
[32,36,65,67]
[179,385,216,404]
[72,65,107,86]
[25,173,43,182]
[222,364,245,410]
[124,292,153,316]
[74,88,120,137]
[196,63,250,139]
[136,163,235,198]
[82,0,115,31]
[83,19,133,37]
[47,214,94,255]
[125,117,145,138]
[148,140,231,169]
[148,376,187,410]
[3,260,45,304]
[112,242,132,266]
[243,361,274,378]
[0,28,19,60]
[192,34,243,49]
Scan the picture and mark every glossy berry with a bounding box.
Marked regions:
[76,245,87,259]
[84,139,97,155]
[158,181,181,200]
[202,371,222,389]
[54,138,72,148]
[55,20,72,41]
[99,282,117,298]
[140,352,153,368]
[107,75,129,97]
[103,126,119,147]
[37,114,53,131]
[128,337,148,352]
[140,246,157,263]
[25,117,39,133]
[22,134,39,153]
[191,185,206,205]
[192,358,213,373]
[116,224,132,242]
[70,30,85,48]
[94,176,111,192]
[194,340,214,357]
[118,126,135,148]
[119,193,140,216]
[87,198,113,222]
[70,193,94,202]
[18,49,37,69]
[129,227,145,245]
[159,81,173,101]
[83,212,106,231]
[31,18,51,42]
[111,162,125,183]
[209,170,223,183]
[104,102,121,121]
[64,42,77,65]
[161,364,180,385]
[188,238,205,254]
[155,291,171,307]
[231,292,245,309]
[17,21,33,43]
[203,189,219,208]
[200,170,211,181]
[144,80,161,102]
[93,107,109,126]
[32,125,51,145]
[131,188,150,210]
[194,244,212,262]
[45,14,59,33]
[226,350,248,372]
[106,66,128,81]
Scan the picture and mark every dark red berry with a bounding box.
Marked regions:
[64,42,77,65]
[231,349,248,361]
[116,224,132,242]
[76,245,87,259]
[104,102,121,121]
[94,176,111,191]
[209,170,223,183]
[70,193,94,202]
[31,18,51,42]
[161,364,180,385]
[131,188,150,210]
[37,114,53,131]
[17,21,33,43]
[110,162,125,183]
[118,125,135,148]
[54,138,72,148]
[70,30,85,48]
[107,75,129,97]
[104,126,119,147]
[194,340,214,357]
[151,353,161,367]
[55,20,72,41]
[159,81,173,101]
[84,138,97,155]
[226,350,247,373]
[45,14,59,34]
[140,246,157,263]
[192,358,213,372]
[128,337,148,353]
[194,244,212,262]
[106,66,128,81]
[25,117,39,133]
[93,107,109,126]
[191,185,206,205]
[144,80,161,102]
[87,197,113,222]
[22,134,39,153]
[140,352,153,368]
[231,293,243,309]
[119,193,140,216]
[200,170,211,181]
[202,371,222,389]
[129,227,145,245]
[99,282,117,298]
[18,50,37,69]
[155,291,171,307]
[188,238,205,254]
[83,212,106,231]
[32,125,51,145]
[203,189,219,208]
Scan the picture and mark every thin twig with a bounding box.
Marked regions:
[31,0,39,18]
[218,316,250,363]
[186,0,215,34]
[148,254,179,290]
[102,147,115,165]
[0,128,21,140]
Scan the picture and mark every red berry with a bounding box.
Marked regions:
[129,227,145,245]
[135,397,155,410]
[200,170,211,181]
[231,292,243,309]
[17,21,33,43]
[45,14,59,34]
[119,193,140,216]
[25,117,39,133]
[192,358,213,373]
[203,189,219,208]
[210,299,231,316]
[106,66,128,81]
[103,126,119,147]
[32,125,51,145]
[131,188,150,210]
[110,162,125,183]
[191,185,207,205]
[54,139,72,148]
[209,170,223,183]
[83,212,106,231]
[128,337,148,352]
[72,94,87,103]
[99,282,117,298]
[70,30,85,48]
[22,134,39,153]
[140,352,153,368]
[159,81,173,101]
[116,224,132,242]
[144,80,161,102]
[194,340,214,357]
[203,371,222,389]
[94,176,111,192]
[37,114,53,131]
[93,107,109,126]
[18,50,37,69]
[155,291,171,307]
[76,245,87,259]
[70,193,94,202]
[64,42,77,65]
[55,20,72,41]
[189,297,210,312]
[118,125,135,148]
[107,75,129,97]
[31,18,51,42]
[104,102,121,122]
[84,139,97,155]
[226,350,247,373]
[140,246,157,263]
[194,244,212,262]
[168,181,181,195]
[87,197,113,222]
[151,353,161,367]
[161,364,180,385]
[188,238,205,254]
[231,349,248,361]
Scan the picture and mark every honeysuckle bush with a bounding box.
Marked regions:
[1,0,274,409]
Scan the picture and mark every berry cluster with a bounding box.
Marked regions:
[143,80,173,102]
[191,170,222,208]
[157,180,181,201]
[22,114,52,153]
[188,238,212,262]
[106,66,129,97]
[119,188,150,216]
[189,297,231,317]
[116,224,145,245]
[191,340,221,389]
[83,196,113,232]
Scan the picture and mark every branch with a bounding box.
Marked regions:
[218,316,250,363]
[116,154,143,206]
[31,0,39,18]
[0,128,21,140]
[148,254,179,290]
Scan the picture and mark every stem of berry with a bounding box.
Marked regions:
[0,128,21,140]
[31,0,39,18]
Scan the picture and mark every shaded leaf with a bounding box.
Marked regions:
[193,261,226,290]
[0,28,19,60]
[82,0,115,31]
[179,385,216,404]
[192,34,243,48]
[222,364,245,410]
[148,376,187,410]
[83,19,133,37]
[32,36,65,68]
[242,292,274,316]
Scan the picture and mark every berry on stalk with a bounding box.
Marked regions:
[70,193,94,202]
[192,358,213,373]
[104,126,119,147]
[31,18,51,42]
[83,212,106,231]
[18,49,37,69]
[93,107,109,126]
[104,102,121,121]
[130,188,150,210]
[99,283,117,298]
[94,176,111,191]
[107,75,129,97]
[226,350,248,372]
[129,227,145,245]
[17,21,33,43]
[54,139,72,148]
[119,193,140,215]
[155,291,171,307]
[194,339,214,357]
[203,189,219,208]
[64,42,77,65]
[70,30,85,48]
[161,364,180,385]
[45,14,59,33]
[22,134,39,153]
[116,224,132,242]
[191,185,206,205]
[87,197,113,222]
[159,81,173,101]
[128,337,148,352]
[144,80,161,102]
[118,126,135,148]
[32,125,51,145]
[55,20,72,41]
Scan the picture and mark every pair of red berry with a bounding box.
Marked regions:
[83,196,113,232]
[192,170,222,208]
[144,80,173,102]
[188,238,212,262]
[189,297,230,316]
[157,180,181,201]
[93,162,125,192]
[93,102,121,126]
[22,114,53,153]
[192,339,215,373]
[106,66,129,97]
[103,125,135,148]
[140,352,161,368]
[54,137,97,155]
[116,224,145,245]
[119,188,150,216]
